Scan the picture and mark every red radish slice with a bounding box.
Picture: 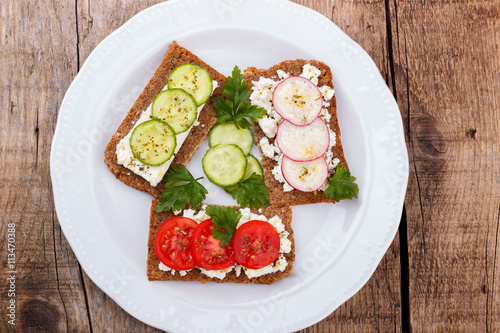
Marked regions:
[276,118,330,162]
[273,76,323,126]
[281,156,328,192]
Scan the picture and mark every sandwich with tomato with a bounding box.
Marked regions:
[147,200,294,284]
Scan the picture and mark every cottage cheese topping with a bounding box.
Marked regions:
[300,63,322,85]
[276,69,289,80]
[182,205,209,223]
[158,263,191,276]
[243,254,288,279]
[259,137,280,161]
[250,78,276,114]
[158,206,291,280]
[116,81,218,186]
[250,64,337,192]
[199,266,234,280]
[272,159,294,192]
[258,115,279,138]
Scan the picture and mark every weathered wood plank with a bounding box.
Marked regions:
[389,0,500,331]
[0,0,90,332]
[75,0,165,331]
[297,1,402,332]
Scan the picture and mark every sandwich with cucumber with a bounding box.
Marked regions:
[104,42,226,198]
[200,66,270,209]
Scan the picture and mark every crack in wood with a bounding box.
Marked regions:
[51,209,69,331]
[75,0,81,70]
[74,1,94,330]
[486,205,500,332]
[35,108,39,167]
[386,0,411,331]
[385,0,397,99]
[404,36,411,147]
[80,265,95,333]
[399,207,411,333]
[10,101,16,114]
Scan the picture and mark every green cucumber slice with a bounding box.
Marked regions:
[225,155,263,192]
[208,121,253,155]
[242,154,263,179]
[168,64,213,106]
[202,144,247,187]
[129,119,176,166]
[151,89,198,134]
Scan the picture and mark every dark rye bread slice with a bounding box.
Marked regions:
[147,200,295,284]
[244,60,349,208]
[104,41,226,198]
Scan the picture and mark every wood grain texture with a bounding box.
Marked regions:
[2,0,499,332]
[388,0,500,331]
[296,0,403,332]
[0,0,90,332]
[75,1,164,331]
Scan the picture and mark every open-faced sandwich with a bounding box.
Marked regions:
[147,200,294,284]
[103,42,357,287]
[104,41,226,198]
[244,60,358,207]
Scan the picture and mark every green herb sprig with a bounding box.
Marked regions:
[155,165,208,213]
[213,66,266,129]
[322,164,359,202]
[205,205,241,247]
[227,173,269,208]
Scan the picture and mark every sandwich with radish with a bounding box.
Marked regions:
[244,60,358,207]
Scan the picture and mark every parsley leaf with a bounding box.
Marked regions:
[206,205,242,247]
[155,165,208,213]
[227,173,269,208]
[213,66,266,129]
[222,66,250,106]
[322,164,359,202]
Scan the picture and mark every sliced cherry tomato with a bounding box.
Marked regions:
[233,220,280,269]
[154,216,198,271]
[190,219,237,270]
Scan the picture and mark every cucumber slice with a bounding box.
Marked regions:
[225,155,263,192]
[151,89,198,134]
[208,121,253,155]
[168,64,213,106]
[202,144,247,187]
[243,154,263,179]
[129,119,176,166]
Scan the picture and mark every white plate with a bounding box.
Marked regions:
[50,0,408,332]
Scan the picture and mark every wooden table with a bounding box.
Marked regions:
[1,0,499,332]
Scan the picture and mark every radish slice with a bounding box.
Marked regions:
[281,156,328,192]
[272,76,323,126]
[276,118,330,162]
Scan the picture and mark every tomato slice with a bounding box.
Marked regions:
[233,220,280,269]
[190,219,237,270]
[154,216,198,271]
